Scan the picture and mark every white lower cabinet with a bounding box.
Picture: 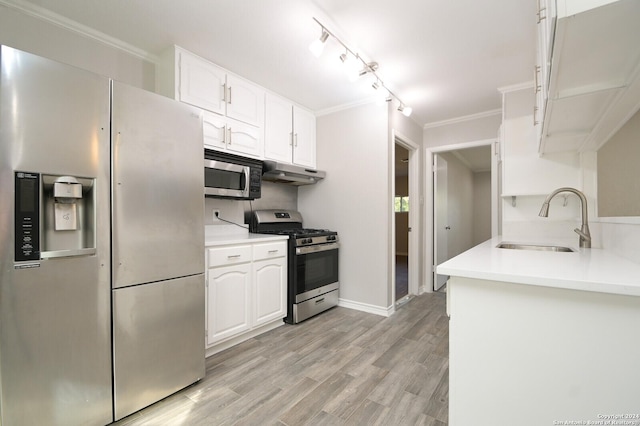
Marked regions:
[253,256,287,327]
[205,240,287,354]
[206,263,251,345]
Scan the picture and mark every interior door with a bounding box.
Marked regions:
[433,154,449,291]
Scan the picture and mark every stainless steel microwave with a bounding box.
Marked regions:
[204,149,262,200]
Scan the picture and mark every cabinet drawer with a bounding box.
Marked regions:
[253,241,287,261]
[207,245,252,267]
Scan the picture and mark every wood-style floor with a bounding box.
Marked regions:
[112,292,449,426]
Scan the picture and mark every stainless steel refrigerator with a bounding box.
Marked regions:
[0,45,205,425]
[110,80,205,421]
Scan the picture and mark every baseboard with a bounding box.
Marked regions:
[205,319,284,358]
[338,298,393,317]
[418,284,432,294]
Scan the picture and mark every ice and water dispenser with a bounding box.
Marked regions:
[15,171,97,261]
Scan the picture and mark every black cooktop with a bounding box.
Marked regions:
[257,228,337,238]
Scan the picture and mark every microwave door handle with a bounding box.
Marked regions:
[242,167,249,196]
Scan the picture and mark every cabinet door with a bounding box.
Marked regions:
[292,106,316,168]
[203,111,227,151]
[253,257,287,327]
[206,263,251,346]
[226,117,262,158]
[264,93,294,163]
[226,74,264,127]
[179,50,226,115]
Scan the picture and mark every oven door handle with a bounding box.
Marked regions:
[296,242,339,255]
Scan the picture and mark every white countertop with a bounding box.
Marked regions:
[204,224,288,246]
[437,235,640,297]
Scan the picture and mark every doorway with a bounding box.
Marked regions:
[393,133,420,308]
[429,140,498,291]
[395,144,410,301]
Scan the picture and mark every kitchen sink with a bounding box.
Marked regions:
[496,242,576,252]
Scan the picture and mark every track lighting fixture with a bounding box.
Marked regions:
[359,62,378,77]
[398,104,413,117]
[309,17,412,118]
[308,28,329,58]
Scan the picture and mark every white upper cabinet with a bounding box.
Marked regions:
[179,52,226,115]
[176,48,264,128]
[537,0,640,153]
[202,111,227,151]
[158,46,317,164]
[225,74,264,127]
[203,111,263,158]
[264,93,316,169]
[157,46,264,157]
[292,106,316,168]
[264,93,293,162]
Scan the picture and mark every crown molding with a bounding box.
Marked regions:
[423,108,501,129]
[497,81,535,94]
[0,0,157,63]
[315,96,381,117]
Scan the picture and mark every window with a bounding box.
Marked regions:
[394,196,409,213]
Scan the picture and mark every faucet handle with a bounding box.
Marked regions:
[574,228,591,241]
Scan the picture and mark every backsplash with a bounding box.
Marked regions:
[599,221,640,264]
[204,181,298,227]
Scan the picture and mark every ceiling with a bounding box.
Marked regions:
[9,0,536,127]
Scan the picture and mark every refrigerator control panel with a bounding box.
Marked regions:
[15,171,40,261]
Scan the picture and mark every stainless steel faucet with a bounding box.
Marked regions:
[538,187,591,248]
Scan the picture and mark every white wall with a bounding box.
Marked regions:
[597,109,640,217]
[424,113,501,148]
[0,4,154,90]
[595,109,640,264]
[299,102,390,313]
[473,171,492,246]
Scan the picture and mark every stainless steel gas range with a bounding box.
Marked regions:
[250,210,339,324]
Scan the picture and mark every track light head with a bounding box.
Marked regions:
[398,104,413,117]
[359,62,378,77]
[309,29,329,58]
[340,52,360,82]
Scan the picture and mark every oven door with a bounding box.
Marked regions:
[295,242,339,302]
[204,159,250,198]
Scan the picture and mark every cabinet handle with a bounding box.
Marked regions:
[222,83,227,103]
[533,106,539,126]
[268,249,279,254]
[228,127,232,144]
[227,254,241,259]
[315,298,325,305]
[228,86,232,104]
[534,65,541,94]
[294,133,298,147]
